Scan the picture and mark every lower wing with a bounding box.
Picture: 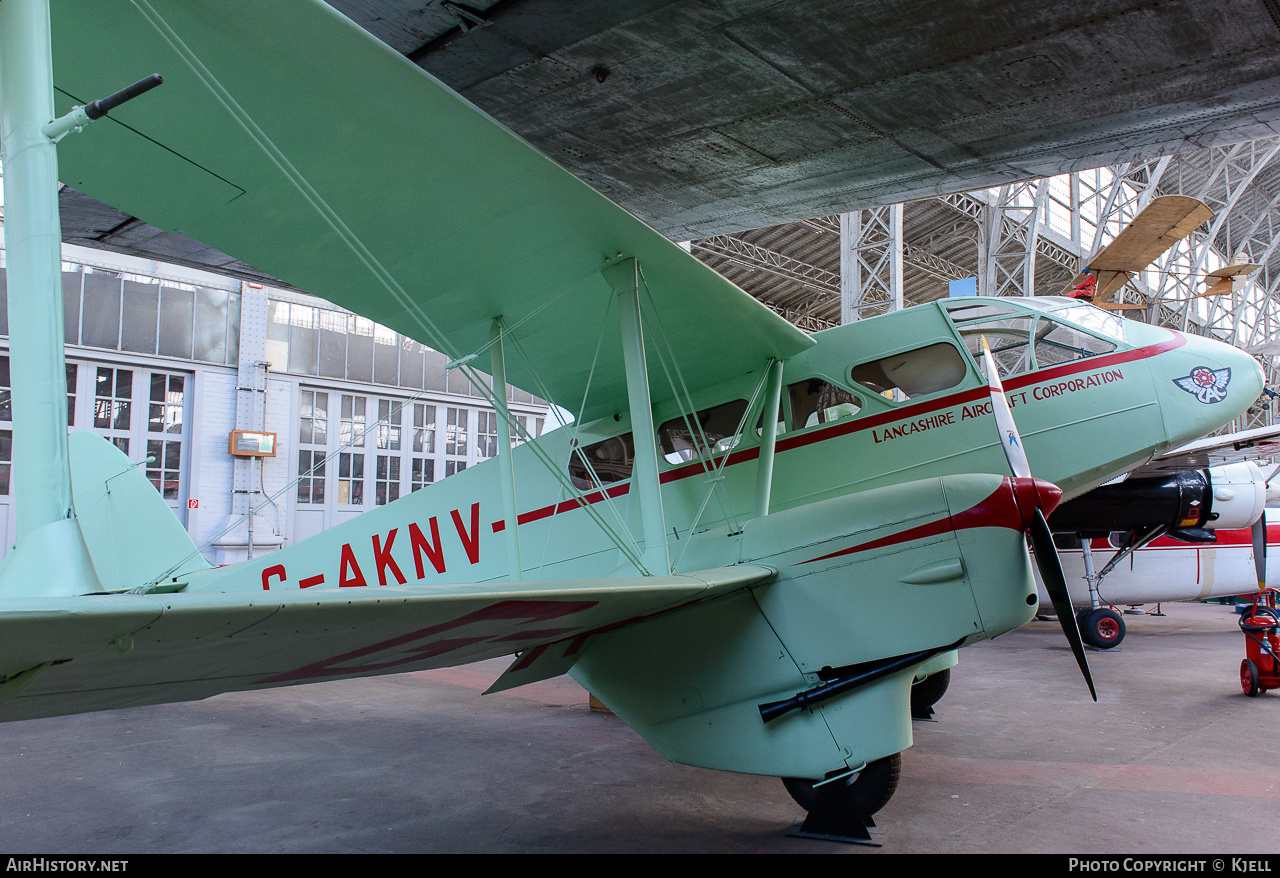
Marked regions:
[0,565,773,722]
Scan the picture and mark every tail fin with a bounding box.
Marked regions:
[69,431,210,591]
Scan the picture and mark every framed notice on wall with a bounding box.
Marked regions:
[228,430,277,458]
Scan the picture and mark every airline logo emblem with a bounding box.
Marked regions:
[1173,366,1231,404]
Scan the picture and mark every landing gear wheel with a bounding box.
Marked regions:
[910,668,950,719]
[1082,607,1125,649]
[783,753,901,844]
[1075,608,1093,636]
[1242,659,1262,697]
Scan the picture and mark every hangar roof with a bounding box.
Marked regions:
[56,0,1280,285]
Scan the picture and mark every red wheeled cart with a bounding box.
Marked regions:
[1239,588,1280,697]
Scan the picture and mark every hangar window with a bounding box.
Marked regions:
[569,433,634,489]
[658,399,749,464]
[787,378,862,430]
[851,343,967,399]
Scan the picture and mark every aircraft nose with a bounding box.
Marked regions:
[1157,332,1263,449]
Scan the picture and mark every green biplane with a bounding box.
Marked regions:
[0,0,1261,841]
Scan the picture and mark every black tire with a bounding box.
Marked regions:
[910,668,951,715]
[782,753,901,818]
[1240,606,1279,633]
[1082,607,1125,649]
[1075,608,1093,636]
[1242,659,1262,697]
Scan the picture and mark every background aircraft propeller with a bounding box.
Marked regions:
[1253,515,1267,592]
[1251,461,1280,592]
[981,339,1098,702]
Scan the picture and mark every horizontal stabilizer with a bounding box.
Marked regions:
[1192,263,1263,299]
[0,565,774,722]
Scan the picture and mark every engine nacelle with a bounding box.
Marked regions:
[1049,469,1211,536]
[1049,461,1270,538]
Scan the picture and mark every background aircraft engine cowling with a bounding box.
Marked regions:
[1048,470,1212,539]
[1205,461,1269,530]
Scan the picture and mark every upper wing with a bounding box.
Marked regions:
[1127,424,1280,476]
[0,564,773,722]
[48,1,812,421]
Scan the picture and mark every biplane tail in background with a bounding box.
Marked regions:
[0,0,1262,843]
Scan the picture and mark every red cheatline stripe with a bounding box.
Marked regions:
[796,478,1025,565]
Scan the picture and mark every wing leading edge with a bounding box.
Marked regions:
[48,1,812,422]
[0,564,774,722]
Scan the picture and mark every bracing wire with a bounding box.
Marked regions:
[134,1,656,577]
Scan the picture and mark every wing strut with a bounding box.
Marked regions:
[488,319,523,580]
[753,359,784,519]
[604,257,670,576]
[0,0,103,596]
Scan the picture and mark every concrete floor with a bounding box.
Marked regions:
[0,600,1275,854]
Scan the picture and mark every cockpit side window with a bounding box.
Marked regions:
[1033,319,1119,368]
[1048,304,1129,344]
[569,433,634,489]
[787,378,862,430]
[850,343,967,399]
[658,399,749,464]
[950,308,1118,378]
[955,315,1037,379]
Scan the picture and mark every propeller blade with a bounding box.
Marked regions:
[1252,515,1268,591]
[981,336,1095,700]
[1028,508,1098,702]
[980,336,1031,479]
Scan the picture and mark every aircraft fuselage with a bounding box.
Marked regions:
[189,296,1259,596]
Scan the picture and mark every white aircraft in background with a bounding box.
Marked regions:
[908,432,1280,721]
[1040,427,1280,648]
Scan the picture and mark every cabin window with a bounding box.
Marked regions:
[942,302,1018,323]
[787,378,862,430]
[851,343,967,399]
[658,399,750,464]
[569,433,634,489]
